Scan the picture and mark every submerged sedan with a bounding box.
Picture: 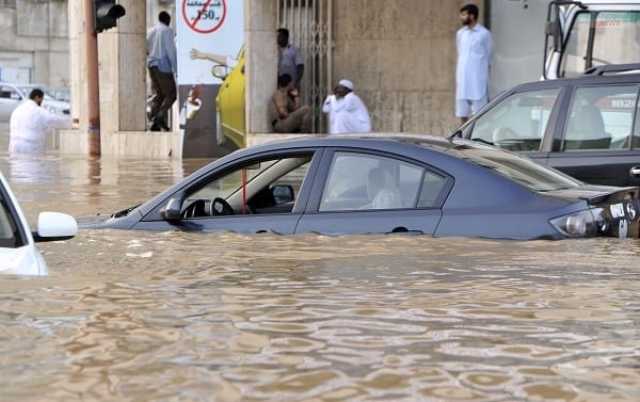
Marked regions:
[87,136,640,240]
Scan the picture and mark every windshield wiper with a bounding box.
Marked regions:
[112,204,141,218]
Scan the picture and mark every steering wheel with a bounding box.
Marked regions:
[182,199,211,219]
[210,197,234,216]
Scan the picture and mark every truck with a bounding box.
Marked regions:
[544,0,640,79]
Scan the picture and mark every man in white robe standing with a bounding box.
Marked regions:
[322,79,372,134]
[9,88,71,155]
[456,3,492,124]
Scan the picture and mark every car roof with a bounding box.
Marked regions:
[512,72,640,93]
[240,133,465,156]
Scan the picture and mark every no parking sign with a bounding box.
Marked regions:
[182,0,227,34]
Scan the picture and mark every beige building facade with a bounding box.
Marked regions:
[248,0,485,137]
[0,0,69,87]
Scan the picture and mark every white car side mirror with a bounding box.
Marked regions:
[34,212,78,243]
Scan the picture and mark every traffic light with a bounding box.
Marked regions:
[94,0,126,33]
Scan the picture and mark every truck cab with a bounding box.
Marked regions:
[544,0,640,79]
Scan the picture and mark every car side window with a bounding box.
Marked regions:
[563,85,639,151]
[470,88,560,152]
[0,198,19,248]
[182,154,313,218]
[319,153,446,212]
[417,171,448,208]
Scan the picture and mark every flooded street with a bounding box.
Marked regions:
[1,154,640,401]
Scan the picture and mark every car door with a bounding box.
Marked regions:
[547,83,640,187]
[463,86,565,166]
[135,149,322,234]
[0,84,23,121]
[295,150,452,235]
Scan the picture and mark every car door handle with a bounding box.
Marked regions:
[630,166,640,177]
[387,227,424,235]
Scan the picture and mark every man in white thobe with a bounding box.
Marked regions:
[322,79,372,134]
[9,88,71,155]
[456,3,492,124]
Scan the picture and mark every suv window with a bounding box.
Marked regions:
[564,85,639,151]
[469,88,560,152]
[319,153,447,212]
[635,105,640,149]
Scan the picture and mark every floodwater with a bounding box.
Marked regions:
[1,153,640,402]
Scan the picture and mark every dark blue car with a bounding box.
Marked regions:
[88,135,639,240]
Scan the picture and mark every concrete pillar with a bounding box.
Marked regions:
[245,0,278,134]
[67,0,91,135]
[97,0,147,136]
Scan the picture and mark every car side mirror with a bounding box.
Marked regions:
[33,212,78,243]
[160,198,182,222]
[271,185,294,204]
[212,65,229,80]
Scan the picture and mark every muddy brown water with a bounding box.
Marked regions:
[1,154,639,401]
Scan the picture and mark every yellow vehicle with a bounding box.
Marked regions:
[214,47,246,149]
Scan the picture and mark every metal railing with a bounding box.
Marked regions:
[277,0,333,133]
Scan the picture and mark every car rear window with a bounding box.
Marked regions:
[453,145,582,192]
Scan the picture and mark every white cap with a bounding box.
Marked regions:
[338,79,354,90]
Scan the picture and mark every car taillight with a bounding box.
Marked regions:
[550,209,598,238]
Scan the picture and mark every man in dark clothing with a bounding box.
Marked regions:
[277,28,304,88]
[147,11,177,131]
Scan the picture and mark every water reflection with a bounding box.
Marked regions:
[0,153,639,401]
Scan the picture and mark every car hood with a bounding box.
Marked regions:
[543,185,640,205]
[76,214,114,229]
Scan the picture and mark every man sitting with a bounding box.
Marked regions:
[270,74,311,133]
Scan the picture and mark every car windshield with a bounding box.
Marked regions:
[452,144,582,192]
[562,11,640,77]
[0,195,20,248]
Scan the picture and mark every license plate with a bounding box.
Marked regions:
[610,203,625,219]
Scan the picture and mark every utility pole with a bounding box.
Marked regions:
[83,0,101,156]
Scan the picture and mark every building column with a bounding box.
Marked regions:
[245,0,278,134]
[68,0,88,132]
[97,0,147,137]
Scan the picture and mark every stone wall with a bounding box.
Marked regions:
[0,0,69,87]
[332,0,483,135]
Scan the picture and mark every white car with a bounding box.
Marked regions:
[0,171,77,276]
[0,82,70,122]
